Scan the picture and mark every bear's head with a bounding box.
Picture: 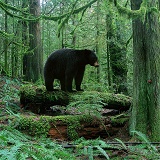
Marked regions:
[85,49,99,67]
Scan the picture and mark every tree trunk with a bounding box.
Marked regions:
[105,2,128,94]
[106,15,112,88]
[145,0,160,141]
[95,0,100,82]
[22,0,29,77]
[4,0,8,74]
[24,0,43,82]
[130,0,160,141]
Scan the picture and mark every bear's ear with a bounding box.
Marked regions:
[84,49,96,53]
[84,49,91,53]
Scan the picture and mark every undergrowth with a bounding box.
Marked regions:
[0,76,160,159]
[1,126,160,160]
[0,126,76,160]
[67,91,105,118]
[0,76,21,102]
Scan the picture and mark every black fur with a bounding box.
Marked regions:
[44,49,99,92]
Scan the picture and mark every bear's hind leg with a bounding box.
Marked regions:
[60,79,66,91]
[45,78,54,91]
[75,67,85,91]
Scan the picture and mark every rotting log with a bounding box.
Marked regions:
[20,85,132,114]
[10,114,129,140]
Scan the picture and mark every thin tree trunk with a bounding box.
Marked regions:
[4,0,8,74]
[106,15,112,88]
[95,0,100,82]
[22,1,29,77]
[71,15,76,48]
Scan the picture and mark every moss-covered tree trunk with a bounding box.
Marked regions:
[130,0,160,141]
[24,0,43,82]
[106,3,128,94]
[4,0,8,74]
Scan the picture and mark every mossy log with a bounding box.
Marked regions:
[20,85,132,114]
[7,114,129,140]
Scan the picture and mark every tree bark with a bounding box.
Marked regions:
[130,0,160,141]
[24,0,43,82]
[4,0,8,74]
[145,0,160,141]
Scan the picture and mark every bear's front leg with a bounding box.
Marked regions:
[65,74,74,92]
[75,66,85,91]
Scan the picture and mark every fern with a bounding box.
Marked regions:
[126,131,160,159]
[67,92,104,117]
[95,145,110,160]
[0,127,76,160]
[132,131,157,150]
[131,130,150,143]
[114,138,127,150]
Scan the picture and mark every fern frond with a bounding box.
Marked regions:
[96,145,110,160]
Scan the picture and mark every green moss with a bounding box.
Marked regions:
[110,113,129,126]
[16,116,50,137]
[114,0,149,21]
[98,92,132,106]
[20,85,131,108]
[13,114,93,140]
[20,84,69,103]
[50,115,93,140]
[70,91,131,107]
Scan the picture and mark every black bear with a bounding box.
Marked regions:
[44,48,99,92]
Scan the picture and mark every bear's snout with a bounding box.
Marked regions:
[94,61,99,67]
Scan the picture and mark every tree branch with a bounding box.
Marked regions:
[113,0,148,19]
[0,0,97,22]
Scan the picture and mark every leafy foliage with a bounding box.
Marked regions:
[67,91,105,117]
[125,131,160,159]
[1,126,160,160]
[0,76,21,116]
[0,127,76,160]
[0,80,159,159]
[0,76,21,101]
[73,134,160,160]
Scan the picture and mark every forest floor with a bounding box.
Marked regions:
[0,75,130,141]
[1,75,159,159]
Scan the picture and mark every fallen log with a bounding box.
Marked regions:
[20,85,132,114]
[11,114,129,140]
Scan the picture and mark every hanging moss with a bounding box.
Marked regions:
[0,30,14,38]
[112,0,150,21]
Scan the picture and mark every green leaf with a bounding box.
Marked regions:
[96,145,110,160]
